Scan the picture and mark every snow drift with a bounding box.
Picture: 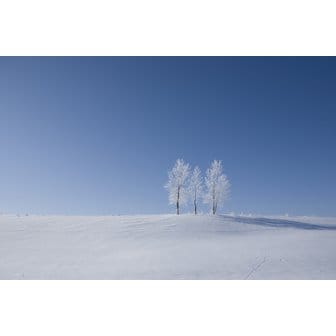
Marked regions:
[1,214,336,279]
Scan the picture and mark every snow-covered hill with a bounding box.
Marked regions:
[1,214,336,279]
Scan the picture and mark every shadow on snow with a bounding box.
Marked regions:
[220,215,336,231]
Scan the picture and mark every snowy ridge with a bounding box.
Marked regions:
[1,214,336,279]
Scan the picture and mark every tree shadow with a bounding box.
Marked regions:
[220,215,336,231]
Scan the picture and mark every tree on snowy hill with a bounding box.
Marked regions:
[204,160,230,215]
[189,166,203,215]
[165,159,190,215]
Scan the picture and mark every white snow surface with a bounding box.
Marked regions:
[1,213,336,279]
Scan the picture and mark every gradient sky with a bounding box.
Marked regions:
[0,57,335,216]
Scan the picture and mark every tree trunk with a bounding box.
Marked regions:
[194,190,197,215]
[177,186,180,215]
[212,185,216,215]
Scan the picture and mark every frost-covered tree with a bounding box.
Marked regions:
[189,166,203,215]
[204,160,230,215]
[165,159,190,215]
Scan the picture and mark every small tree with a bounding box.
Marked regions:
[165,159,190,215]
[189,166,203,215]
[204,160,230,215]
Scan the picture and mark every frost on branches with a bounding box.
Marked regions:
[204,160,230,215]
[165,159,190,215]
[189,166,203,215]
[165,159,230,215]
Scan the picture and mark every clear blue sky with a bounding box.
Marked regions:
[1,57,335,216]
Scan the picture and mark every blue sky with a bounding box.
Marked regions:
[0,57,335,215]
